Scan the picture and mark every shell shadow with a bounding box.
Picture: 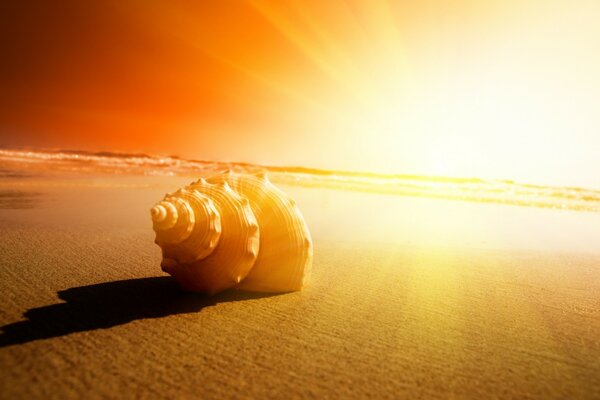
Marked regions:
[0,276,277,348]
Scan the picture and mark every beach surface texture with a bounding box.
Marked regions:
[1,154,599,399]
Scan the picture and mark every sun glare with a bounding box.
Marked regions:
[2,0,600,187]
[202,0,598,187]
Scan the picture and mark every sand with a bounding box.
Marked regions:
[1,174,600,399]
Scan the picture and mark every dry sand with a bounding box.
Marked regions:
[1,174,600,399]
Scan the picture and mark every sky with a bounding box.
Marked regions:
[1,0,599,187]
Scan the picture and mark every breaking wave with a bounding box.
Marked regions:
[1,148,599,212]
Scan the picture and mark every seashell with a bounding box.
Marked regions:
[151,172,313,294]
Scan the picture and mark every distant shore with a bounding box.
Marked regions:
[2,147,600,212]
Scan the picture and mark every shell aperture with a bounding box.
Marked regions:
[151,173,313,294]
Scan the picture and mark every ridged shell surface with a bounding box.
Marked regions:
[152,180,259,294]
[151,173,312,294]
[208,172,313,292]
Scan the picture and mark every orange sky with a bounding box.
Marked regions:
[1,1,599,186]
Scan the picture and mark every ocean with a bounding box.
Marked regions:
[1,148,599,212]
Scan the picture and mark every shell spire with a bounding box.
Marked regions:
[151,172,312,294]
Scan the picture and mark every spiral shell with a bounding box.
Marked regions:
[151,172,313,294]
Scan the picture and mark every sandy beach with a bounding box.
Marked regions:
[1,171,600,399]
[3,0,600,397]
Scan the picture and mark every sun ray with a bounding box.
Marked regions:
[246,0,374,101]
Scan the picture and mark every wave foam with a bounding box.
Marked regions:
[1,148,598,212]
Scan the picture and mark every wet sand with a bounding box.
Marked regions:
[1,175,599,399]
